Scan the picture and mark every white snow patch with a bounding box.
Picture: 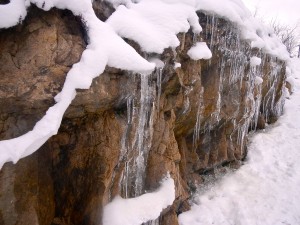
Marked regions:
[285,58,300,93]
[179,58,300,225]
[255,76,263,85]
[105,0,132,8]
[0,0,28,28]
[160,0,197,7]
[149,58,165,68]
[286,66,292,77]
[195,0,290,61]
[106,0,202,54]
[286,76,295,93]
[250,56,261,67]
[174,62,181,69]
[103,175,175,225]
[187,42,212,60]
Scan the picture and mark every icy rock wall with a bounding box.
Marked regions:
[0,5,286,225]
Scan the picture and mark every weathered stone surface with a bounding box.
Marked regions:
[0,6,85,140]
[0,6,84,225]
[0,144,54,225]
[49,112,124,225]
[0,6,286,225]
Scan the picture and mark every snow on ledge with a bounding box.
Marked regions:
[106,0,202,54]
[0,0,28,28]
[250,56,262,67]
[187,42,212,60]
[174,62,181,69]
[102,175,175,225]
[195,0,290,61]
[149,58,165,68]
[255,76,263,85]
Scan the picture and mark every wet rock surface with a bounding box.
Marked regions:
[0,6,286,225]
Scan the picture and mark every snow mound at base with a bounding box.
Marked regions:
[103,175,175,225]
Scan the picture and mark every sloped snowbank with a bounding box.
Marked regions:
[179,58,300,225]
[103,175,175,225]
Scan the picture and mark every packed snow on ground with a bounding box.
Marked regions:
[102,175,175,225]
[187,42,212,60]
[179,58,300,225]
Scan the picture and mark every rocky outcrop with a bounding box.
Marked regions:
[0,4,286,225]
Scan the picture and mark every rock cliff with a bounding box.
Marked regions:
[0,3,286,225]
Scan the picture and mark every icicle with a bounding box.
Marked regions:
[182,97,191,115]
[183,86,193,115]
[118,96,136,198]
[252,85,262,131]
[172,47,177,58]
[210,14,215,51]
[213,56,225,123]
[120,161,131,198]
[237,120,250,156]
[127,96,134,124]
[260,57,284,123]
[206,15,210,40]
[156,68,162,111]
[192,104,201,149]
[192,89,204,150]
[120,97,134,159]
[133,73,150,195]
[118,71,157,198]
[143,218,160,225]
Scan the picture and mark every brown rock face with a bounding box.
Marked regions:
[0,6,85,140]
[0,6,286,225]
